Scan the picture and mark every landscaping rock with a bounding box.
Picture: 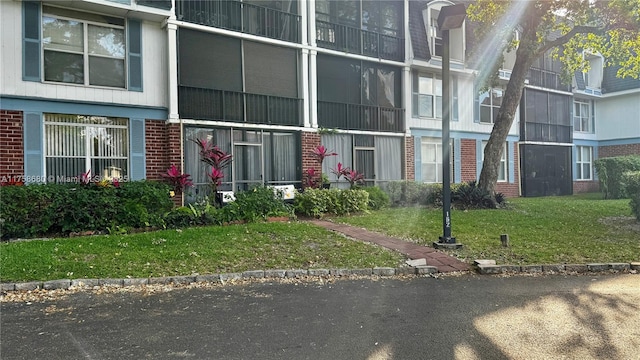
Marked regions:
[71,279,99,287]
[565,264,588,273]
[15,282,42,291]
[587,263,609,272]
[1,283,15,292]
[406,259,427,267]
[285,269,307,278]
[195,274,220,283]
[330,269,351,276]
[264,270,286,278]
[170,276,195,284]
[242,271,264,279]
[500,265,521,273]
[43,279,71,290]
[219,273,242,281]
[521,265,543,273]
[123,278,148,286]
[148,277,170,285]
[99,279,124,287]
[351,269,373,276]
[308,269,330,276]
[395,267,416,275]
[631,262,640,271]
[416,266,438,274]
[477,265,502,275]
[542,264,565,273]
[609,263,630,271]
[474,260,496,266]
[373,267,395,276]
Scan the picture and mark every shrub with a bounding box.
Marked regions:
[221,186,294,223]
[294,188,369,217]
[594,155,640,199]
[452,181,496,209]
[623,171,640,220]
[0,181,172,239]
[164,206,196,229]
[363,186,390,210]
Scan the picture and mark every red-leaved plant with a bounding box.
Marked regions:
[331,162,364,189]
[162,164,193,194]
[308,145,337,188]
[193,138,233,202]
[303,168,319,188]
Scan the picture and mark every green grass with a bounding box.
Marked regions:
[0,222,404,282]
[334,195,640,265]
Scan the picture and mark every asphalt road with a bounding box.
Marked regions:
[1,274,639,360]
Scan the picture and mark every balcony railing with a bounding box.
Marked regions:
[523,123,572,143]
[318,101,404,132]
[136,0,172,10]
[179,86,302,126]
[316,20,404,61]
[176,0,300,43]
[527,68,571,92]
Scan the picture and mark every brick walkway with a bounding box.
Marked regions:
[308,220,470,273]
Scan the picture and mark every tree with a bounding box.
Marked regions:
[467,0,639,199]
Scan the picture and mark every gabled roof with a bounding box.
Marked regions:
[602,66,640,94]
[409,0,432,61]
[574,71,586,90]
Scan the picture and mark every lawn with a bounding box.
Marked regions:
[0,222,404,282]
[334,194,640,265]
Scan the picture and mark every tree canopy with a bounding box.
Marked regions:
[465,0,639,198]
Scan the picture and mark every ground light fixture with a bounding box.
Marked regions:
[435,4,466,250]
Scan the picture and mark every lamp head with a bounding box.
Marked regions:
[437,3,467,31]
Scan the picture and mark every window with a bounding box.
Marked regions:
[479,88,503,124]
[45,113,128,181]
[576,146,592,180]
[482,141,507,182]
[421,138,452,183]
[574,100,593,133]
[429,9,443,57]
[42,6,126,88]
[413,73,441,119]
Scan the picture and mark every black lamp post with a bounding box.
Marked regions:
[436,4,466,247]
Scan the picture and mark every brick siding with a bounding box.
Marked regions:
[460,139,476,182]
[301,131,321,176]
[598,143,640,158]
[145,120,182,206]
[573,180,599,194]
[0,110,24,178]
[405,136,414,180]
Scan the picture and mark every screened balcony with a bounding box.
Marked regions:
[316,20,404,61]
[317,101,404,132]
[136,0,172,10]
[523,123,572,143]
[176,0,300,43]
[179,86,302,126]
[527,67,571,92]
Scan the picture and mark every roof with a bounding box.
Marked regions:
[601,66,640,94]
[409,0,431,61]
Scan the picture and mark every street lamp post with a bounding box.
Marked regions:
[436,4,466,248]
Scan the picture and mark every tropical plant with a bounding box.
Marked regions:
[161,164,193,194]
[193,138,233,201]
[308,145,337,188]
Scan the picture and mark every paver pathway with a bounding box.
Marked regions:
[308,219,469,273]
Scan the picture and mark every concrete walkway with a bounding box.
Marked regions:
[308,219,470,273]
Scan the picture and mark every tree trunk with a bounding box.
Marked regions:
[477,17,539,199]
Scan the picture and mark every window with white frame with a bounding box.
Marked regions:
[576,146,592,180]
[482,141,507,182]
[573,100,593,133]
[45,114,129,181]
[413,73,441,119]
[421,138,452,183]
[42,6,126,88]
[479,87,504,124]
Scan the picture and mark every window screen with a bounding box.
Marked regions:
[244,41,298,98]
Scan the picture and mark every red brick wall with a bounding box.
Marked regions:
[301,131,321,176]
[495,142,520,197]
[405,137,414,180]
[146,120,182,206]
[598,143,640,158]
[0,110,24,178]
[460,139,476,182]
[573,181,599,194]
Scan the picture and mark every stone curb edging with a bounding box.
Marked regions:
[477,262,640,275]
[2,263,638,293]
[0,267,439,293]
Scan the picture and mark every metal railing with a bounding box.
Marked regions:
[179,86,302,126]
[176,0,300,43]
[316,20,404,61]
[136,0,172,10]
[527,68,571,92]
[317,101,404,132]
[523,123,572,143]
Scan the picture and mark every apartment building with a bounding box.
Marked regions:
[1,0,638,200]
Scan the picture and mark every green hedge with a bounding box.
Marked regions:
[623,171,640,221]
[294,188,369,217]
[594,155,640,199]
[0,181,173,239]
